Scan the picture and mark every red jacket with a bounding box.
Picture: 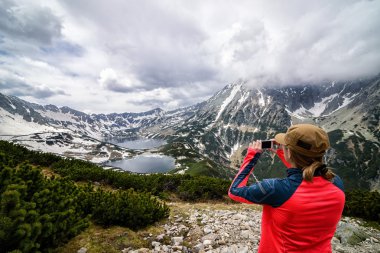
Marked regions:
[228,148,345,252]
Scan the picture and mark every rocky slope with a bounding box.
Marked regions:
[70,202,380,253]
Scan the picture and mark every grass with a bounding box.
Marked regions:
[362,220,380,230]
[54,222,166,253]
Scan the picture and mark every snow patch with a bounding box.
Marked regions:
[230,142,240,158]
[215,83,241,121]
[0,108,59,135]
[329,93,358,115]
[257,89,265,107]
[36,109,77,123]
[238,91,249,107]
[90,156,110,163]
[307,94,338,117]
[175,168,188,175]
[285,108,306,120]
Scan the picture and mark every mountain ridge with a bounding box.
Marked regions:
[0,76,379,190]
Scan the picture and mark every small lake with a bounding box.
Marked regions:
[105,137,166,150]
[106,154,175,173]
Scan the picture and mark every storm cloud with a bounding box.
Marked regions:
[0,0,62,45]
[0,0,379,113]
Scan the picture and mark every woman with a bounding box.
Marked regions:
[228,124,345,252]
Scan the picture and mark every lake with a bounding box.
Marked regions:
[104,137,175,173]
[106,154,175,173]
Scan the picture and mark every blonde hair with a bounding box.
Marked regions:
[289,148,335,182]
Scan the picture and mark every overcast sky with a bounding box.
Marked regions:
[0,0,379,113]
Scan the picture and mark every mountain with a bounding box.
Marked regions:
[161,76,380,190]
[0,92,201,138]
[0,76,379,190]
[0,93,200,163]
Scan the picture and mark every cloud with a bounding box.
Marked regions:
[0,0,379,113]
[99,68,144,93]
[59,0,218,88]
[0,0,62,45]
[0,75,67,98]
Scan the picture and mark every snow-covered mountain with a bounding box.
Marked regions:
[0,93,200,164]
[163,76,379,190]
[1,75,379,189]
[0,92,201,138]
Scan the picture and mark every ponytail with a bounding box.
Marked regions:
[302,161,321,182]
[289,148,336,182]
[302,162,335,182]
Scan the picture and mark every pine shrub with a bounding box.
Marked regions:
[0,148,170,252]
[0,164,89,252]
[83,188,169,229]
[344,190,380,222]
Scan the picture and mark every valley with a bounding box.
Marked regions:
[0,76,379,190]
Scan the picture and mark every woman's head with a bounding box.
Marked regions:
[275,124,330,157]
[275,124,335,182]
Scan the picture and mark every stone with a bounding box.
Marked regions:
[171,236,184,246]
[241,230,251,239]
[218,239,226,245]
[178,224,188,232]
[162,245,170,252]
[335,222,369,245]
[334,245,347,253]
[204,226,213,234]
[237,246,249,253]
[193,243,204,252]
[232,213,248,221]
[202,233,219,242]
[156,234,165,241]
[172,245,183,251]
[152,241,161,247]
[203,239,213,246]
[77,247,87,253]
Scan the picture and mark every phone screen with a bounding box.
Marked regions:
[261,140,272,149]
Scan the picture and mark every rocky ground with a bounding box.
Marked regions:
[114,202,380,253]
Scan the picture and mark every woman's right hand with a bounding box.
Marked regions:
[268,141,281,153]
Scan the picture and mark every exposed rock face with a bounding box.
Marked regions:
[123,203,380,253]
[166,77,380,190]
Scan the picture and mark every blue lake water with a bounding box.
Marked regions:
[104,137,174,173]
[106,154,175,173]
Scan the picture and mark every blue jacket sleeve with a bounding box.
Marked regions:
[229,150,304,207]
[229,152,282,206]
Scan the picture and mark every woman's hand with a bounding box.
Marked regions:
[268,141,281,153]
[249,140,263,153]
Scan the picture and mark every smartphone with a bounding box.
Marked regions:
[261,140,273,149]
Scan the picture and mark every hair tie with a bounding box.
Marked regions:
[318,164,328,174]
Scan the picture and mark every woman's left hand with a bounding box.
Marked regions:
[249,140,263,153]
